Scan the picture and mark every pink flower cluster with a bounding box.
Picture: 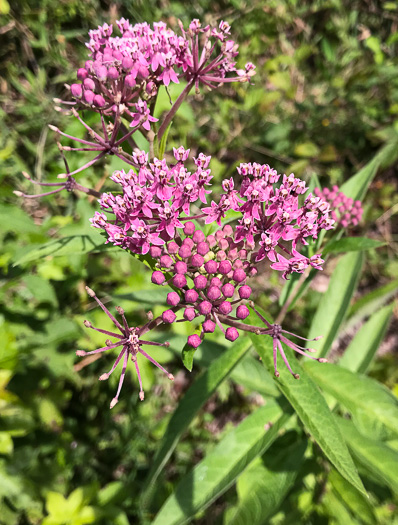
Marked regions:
[149,222,255,347]
[68,18,255,120]
[314,186,363,227]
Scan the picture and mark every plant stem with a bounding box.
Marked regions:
[157,80,195,140]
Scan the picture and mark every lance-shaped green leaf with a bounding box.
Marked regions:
[228,437,307,525]
[142,337,252,503]
[251,334,366,495]
[340,138,398,201]
[329,469,376,525]
[322,237,385,256]
[152,402,290,525]
[304,361,398,437]
[337,417,398,493]
[14,232,112,266]
[307,252,364,357]
[339,302,394,373]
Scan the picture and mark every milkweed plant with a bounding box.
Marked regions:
[15,16,397,525]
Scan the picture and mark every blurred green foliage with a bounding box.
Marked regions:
[0,0,397,524]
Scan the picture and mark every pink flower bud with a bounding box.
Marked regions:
[218,238,229,251]
[215,230,224,241]
[238,285,252,299]
[194,275,207,289]
[207,235,216,248]
[160,255,173,268]
[77,68,89,80]
[233,259,243,269]
[198,301,212,315]
[233,269,246,282]
[223,224,233,236]
[193,230,205,243]
[210,277,222,288]
[188,334,201,348]
[94,94,106,107]
[84,90,95,104]
[167,292,180,306]
[167,241,179,254]
[85,60,94,71]
[183,237,194,248]
[70,83,83,98]
[83,78,95,90]
[203,320,216,333]
[179,245,192,259]
[236,305,249,319]
[219,260,232,275]
[151,271,165,285]
[207,286,221,301]
[175,261,188,274]
[219,301,232,315]
[184,221,196,235]
[229,248,238,261]
[122,56,134,70]
[191,254,204,268]
[197,242,210,256]
[222,283,235,298]
[216,250,227,261]
[225,327,239,341]
[185,289,199,303]
[108,67,119,80]
[204,260,218,273]
[150,246,162,258]
[184,308,196,321]
[95,65,108,81]
[113,50,123,61]
[162,309,176,323]
[173,274,187,288]
[125,74,136,88]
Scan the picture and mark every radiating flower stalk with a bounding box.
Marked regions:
[16,17,363,406]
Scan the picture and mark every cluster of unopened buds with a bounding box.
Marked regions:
[15,17,363,407]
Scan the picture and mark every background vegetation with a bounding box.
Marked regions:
[0,1,397,524]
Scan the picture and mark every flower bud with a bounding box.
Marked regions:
[184,308,196,321]
[219,260,232,275]
[83,90,95,104]
[185,289,199,303]
[183,237,194,248]
[218,301,232,315]
[95,65,108,81]
[108,67,119,80]
[175,261,188,274]
[125,74,136,88]
[216,250,227,261]
[233,269,246,282]
[203,320,216,333]
[225,327,239,341]
[179,244,192,259]
[160,255,173,268]
[151,271,165,285]
[162,309,176,323]
[187,334,201,348]
[122,56,134,70]
[77,68,89,80]
[218,238,229,251]
[94,95,106,107]
[70,83,82,98]
[223,224,233,236]
[167,241,179,254]
[238,285,252,299]
[207,286,221,301]
[193,230,205,243]
[173,274,187,288]
[206,234,216,248]
[194,275,207,289]
[222,283,235,298]
[198,301,212,315]
[184,221,196,235]
[83,78,95,90]
[190,254,204,268]
[236,305,249,319]
[210,277,222,288]
[150,246,162,258]
[197,242,210,256]
[204,260,218,274]
[167,292,180,306]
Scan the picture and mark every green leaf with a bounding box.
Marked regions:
[304,361,398,437]
[14,231,113,266]
[307,252,364,357]
[228,437,307,525]
[322,237,385,255]
[294,142,320,158]
[142,337,253,502]
[181,342,195,372]
[329,469,377,525]
[158,120,173,158]
[339,302,394,373]
[152,402,290,525]
[251,334,366,495]
[337,417,398,492]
